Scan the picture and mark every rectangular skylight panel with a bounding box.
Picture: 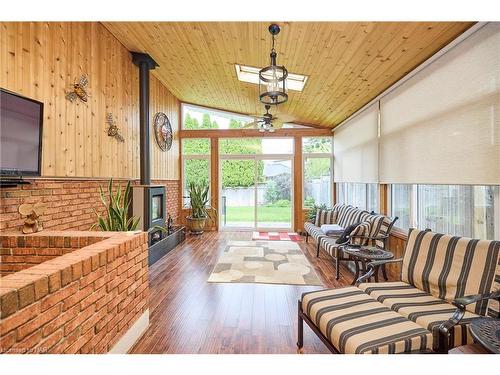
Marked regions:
[235,64,308,92]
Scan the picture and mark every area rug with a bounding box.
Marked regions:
[251,231,301,242]
[207,241,322,286]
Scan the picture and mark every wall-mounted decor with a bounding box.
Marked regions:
[153,112,173,151]
[18,202,47,234]
[106,113,124,142]
[65,75,90,103]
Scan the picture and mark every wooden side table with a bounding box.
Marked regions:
[341,245,394,285]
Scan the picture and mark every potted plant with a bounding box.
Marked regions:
[185,181,215,235]
[91,179,140,231]
[306,202,328,222]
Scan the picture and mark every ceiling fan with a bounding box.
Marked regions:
[243,104,294,132]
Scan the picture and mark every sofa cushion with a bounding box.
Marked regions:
[489,266,500,318]
[402,229,500,315]
[359,281,480,350]
[349,221,372,246]
[301,287,433,354]
[314,209,336,227]
[331,203,343,217]
[367,215,393,248]
[320,224,344,236]
[304,222,327,243]
[336,222,361,244]
[336,205,358,228]
[320,236,342,258]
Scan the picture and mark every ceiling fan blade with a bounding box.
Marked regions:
[248,113,265,119]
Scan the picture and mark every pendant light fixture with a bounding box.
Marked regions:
[259,24,288,106]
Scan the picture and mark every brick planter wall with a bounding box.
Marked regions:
[0,231,149,354]
[0,234,106,277]
[0,179,180,233]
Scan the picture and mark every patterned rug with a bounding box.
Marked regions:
[207,241,323,286]
[252,231,301,241]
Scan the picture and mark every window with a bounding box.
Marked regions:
[182,103,314,131]
[303,137,333,208]
[234,64,308,92]
[182,138,210,206]
[390,184,500,239]
[182,103,252,130]
[219,138,293,155]
[391,184,412,230]
[336,183,379,212]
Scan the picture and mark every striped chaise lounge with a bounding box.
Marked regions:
[304,204,397,280]
[297,228,500,354]
[305,204,388,254]
[319,210,397,280]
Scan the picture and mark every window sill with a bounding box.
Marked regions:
[391,227,408,240]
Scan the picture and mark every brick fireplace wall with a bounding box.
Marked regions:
[0,179,180,233]
[0,231,149,354]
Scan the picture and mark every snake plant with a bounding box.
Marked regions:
[186,181,215,220]
[91,179,140,231]
[306,203,328,222]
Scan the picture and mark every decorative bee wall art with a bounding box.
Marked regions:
[106,113,125,142]
[65,75,90,103]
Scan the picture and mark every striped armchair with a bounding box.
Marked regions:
[297,228,500,354]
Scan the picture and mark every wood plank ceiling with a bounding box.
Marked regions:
[103,22,474,128]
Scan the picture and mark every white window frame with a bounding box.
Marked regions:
[336,182,379,212]
[181,139,211,207]
[218,137,295,231]
[302,137,334,209]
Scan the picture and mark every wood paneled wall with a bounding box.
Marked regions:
[0,22,179,180]
[150,77,180,180]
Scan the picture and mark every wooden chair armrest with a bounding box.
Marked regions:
[438,290,500,353]
[355,258,403,285]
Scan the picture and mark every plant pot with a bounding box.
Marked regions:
[186,216,207,235]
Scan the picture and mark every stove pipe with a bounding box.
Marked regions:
[132,52,158,185]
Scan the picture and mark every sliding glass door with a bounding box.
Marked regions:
[220,159,256,228]
[256,159,292,229]
[219,138,294,231]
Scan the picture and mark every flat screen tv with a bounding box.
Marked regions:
[0,89,43,176]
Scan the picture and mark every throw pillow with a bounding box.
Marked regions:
[336,222,361,244]
[349,221,372,246]
[314,210,321,227]
[320,224,344,236]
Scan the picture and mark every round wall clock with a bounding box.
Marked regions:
[153,112,173,151]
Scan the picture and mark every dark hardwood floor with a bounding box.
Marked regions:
[130,231,357,354]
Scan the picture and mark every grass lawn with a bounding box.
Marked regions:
[225,206,291,222]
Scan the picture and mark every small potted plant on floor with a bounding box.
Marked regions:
[185,181,215,235]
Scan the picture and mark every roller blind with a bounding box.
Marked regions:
[334,103,379,183]
[379,23,500,185]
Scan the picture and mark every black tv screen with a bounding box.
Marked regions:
[0,89,43,176]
